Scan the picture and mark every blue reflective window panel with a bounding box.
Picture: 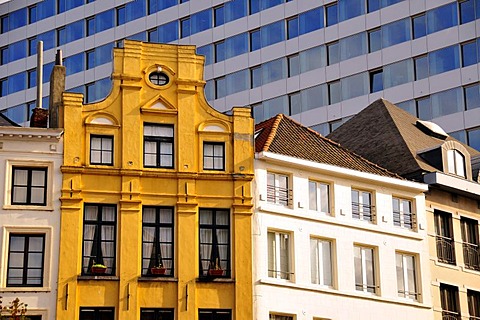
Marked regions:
[339,0,365,22]
[250,29,261,51]
[1,16,8,34]
[396,100,416,116]
[0,78,7,97]
[462,41,477,67]
[289,92,301,115]
[412,14,426,39]
[1,47,7,65]
[29,5,37,24]
[261,21,285,47]
[43,62,54,83]
[414,55,428,80]
[37,0,55,20]
[342,73,368,100]
[8,72,26,94]
[251,67,262,88]
[9,40,27,63]
[125,1,146,23]
[287,17,299,40]
[431,88,463,118]
[215,41,225,63]
[58,0,66,13]
[159,0,176,10]
[9,8,27,30]
[459,0,475,24]
[65,53,84,76]
[301,84,328,111]
[288,54,300,77]
[96,43,114,67]
[127,32,146,41]
[383,59,413,89]
[262,0,283,11]
[204,80,214,101]
[249,0,260,14]
[117,6,126,26]
[57,28,66,46]
[86,50,95,69]
[477,0,480,20]
[214,5,225,27]
[367,0,380,12]
[368,29,381,52]
[327,42,340,65]
[148,28,159,42]
[181,18,190,38]
[215,77,226,99]
[265,95,288,118]
[262,58,286,84]
[340,32,366,61]
[226,69,249,95]
[3,104,27,124]
[191,9,212,35]
[329,81,341,104]
[226,33,248,60]
[225,0,247,22]
[427,3,457,34]
[381,0,403,7]
[96,10,114,34]
[148,0,159,14]
[299,7,323,35]
[67,21,84,43]
[197,45,213,65]
[429,45,460,76]
[370,69,383,92]
[28,38,36,56]
[416,97,432,120]
[326,3,338,27]
[468,127,480,151]
[28,69,37,88]
[86,78,111,103]
[158,21,178,43]
[58,0,84,13]
[300,46,326,72]
[38,30,55,51]
[86,17,95,36]
[465,84,480,110]
[382,18,410,48]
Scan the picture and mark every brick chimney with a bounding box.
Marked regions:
[48,49,66,129]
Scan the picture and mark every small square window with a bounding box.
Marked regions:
[199,309,232,320]
[270,314,294,320]
[203,142,225,171]
[367,0,380,12]
[90,135,113,165]
[11,166,47,206]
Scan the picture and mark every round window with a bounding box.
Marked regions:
[149,72,169,86]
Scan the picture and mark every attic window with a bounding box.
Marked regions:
[416,120,448,139]
[447,149,466,178]
[149,72,169,86]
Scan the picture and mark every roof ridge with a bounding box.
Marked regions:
[281,114,405,180]
[262,114,284,152]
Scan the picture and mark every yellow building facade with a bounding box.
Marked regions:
[56,40,254,320]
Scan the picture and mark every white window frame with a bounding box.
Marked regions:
[351,189,374,222]
[3,160,54,211]
[354,245,376,294]
[308,181,330,215]
[1,226,52,291]
[392,197,415,229]
[447,149,466,177]
[396,252,418,301]
[310,238,333,287]
[267,172,290,206]
[268,231,291,280]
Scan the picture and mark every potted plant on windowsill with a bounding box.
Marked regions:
[208,258,224,276]
[91,262,107,274]
[150,263,167,275]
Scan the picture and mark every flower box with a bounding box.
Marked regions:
[91,266,107,274]
[151,267,167,275]
[208,269,224,276]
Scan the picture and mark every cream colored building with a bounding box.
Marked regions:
[0,114,63,320]
[253,114,432,320]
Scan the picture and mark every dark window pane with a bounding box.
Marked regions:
[326,3,338,27]
[467,127,480,151]
[412,14,426,39]
[370,69,383,92]
[287,17,298,39]
[460,0,475,24]
[429,45,460,76]
[427,3,458,34]
[299,7,323,35]
[250,29,260,51]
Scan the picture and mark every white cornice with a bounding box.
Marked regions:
[0,127,63,141]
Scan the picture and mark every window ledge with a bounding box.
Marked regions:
[196,277,235,283]
[0,287,51,293]
[77,275,120,281]
[2,204,54,211]
[138,277,178,282]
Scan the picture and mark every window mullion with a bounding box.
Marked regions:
[361,248,367,292]
[317,240,324,286]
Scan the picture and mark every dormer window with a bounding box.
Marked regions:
[447,149,466,178]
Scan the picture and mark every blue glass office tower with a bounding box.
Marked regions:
[1,0,479,150]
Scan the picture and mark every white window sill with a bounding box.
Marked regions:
[0,287,51,293]
[2,204,54,211]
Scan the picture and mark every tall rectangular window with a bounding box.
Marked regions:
[144,124,174,168]
[412,14,426,39]
[140,309,174,320]
[142,207,174,277]
[459,0,475,24]
[267,172,290,206]
[328,81,341,105]
[250,29,261,51]
[82,204,117,275]
[354,245,376,294]
[287,54,299,77]
[268,231,291,280]
[90,135,113,165]
[434,210,456,265]
[370,69,383,93]
[199,309,231,320]
[11,167,47,206]
[468,290,480,320]
[396,253,417,300]
[464,84,480,110]
[269,314,293,320]
[203,142,225,171]
[286,16,298,40]
[326,3,338,27]
[310,238,332,286]
[214,5,225,27]
[440,284,460,320]
[461,41,478,67]
[199,209,230,278]
[392,197,414,229]
[351,189,373,222]
[7,234,45,287]
[327,42,339,65]
[461,217,480,271]
[309,181,330,214]
[80,308,115,320]
[414,55,428,80]
[180,17,190,38]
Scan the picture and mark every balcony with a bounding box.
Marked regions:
[436,236,456,265]
[463,242,480,271]
[352,202,375,222]
[267,185,292,206]
[442,311,460,320]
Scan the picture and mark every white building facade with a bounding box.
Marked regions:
[0,123,63,320]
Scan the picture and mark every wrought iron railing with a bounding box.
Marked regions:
[352,202,375,222]
[267,185,291,206]
[436,236,456,264]
[463,242,480,271]
[442,310,460,320]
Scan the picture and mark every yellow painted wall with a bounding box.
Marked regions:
[56,41,254,319]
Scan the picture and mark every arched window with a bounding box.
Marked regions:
[446,149,466,177]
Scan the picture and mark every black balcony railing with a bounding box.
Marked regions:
[267,185,291,206]
[352,202,375,222]
[442,311,460,320]
[463,242,480,271]
[436,236,456,265]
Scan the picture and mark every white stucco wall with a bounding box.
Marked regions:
[0,127,63,320]
[253,153,433,320]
